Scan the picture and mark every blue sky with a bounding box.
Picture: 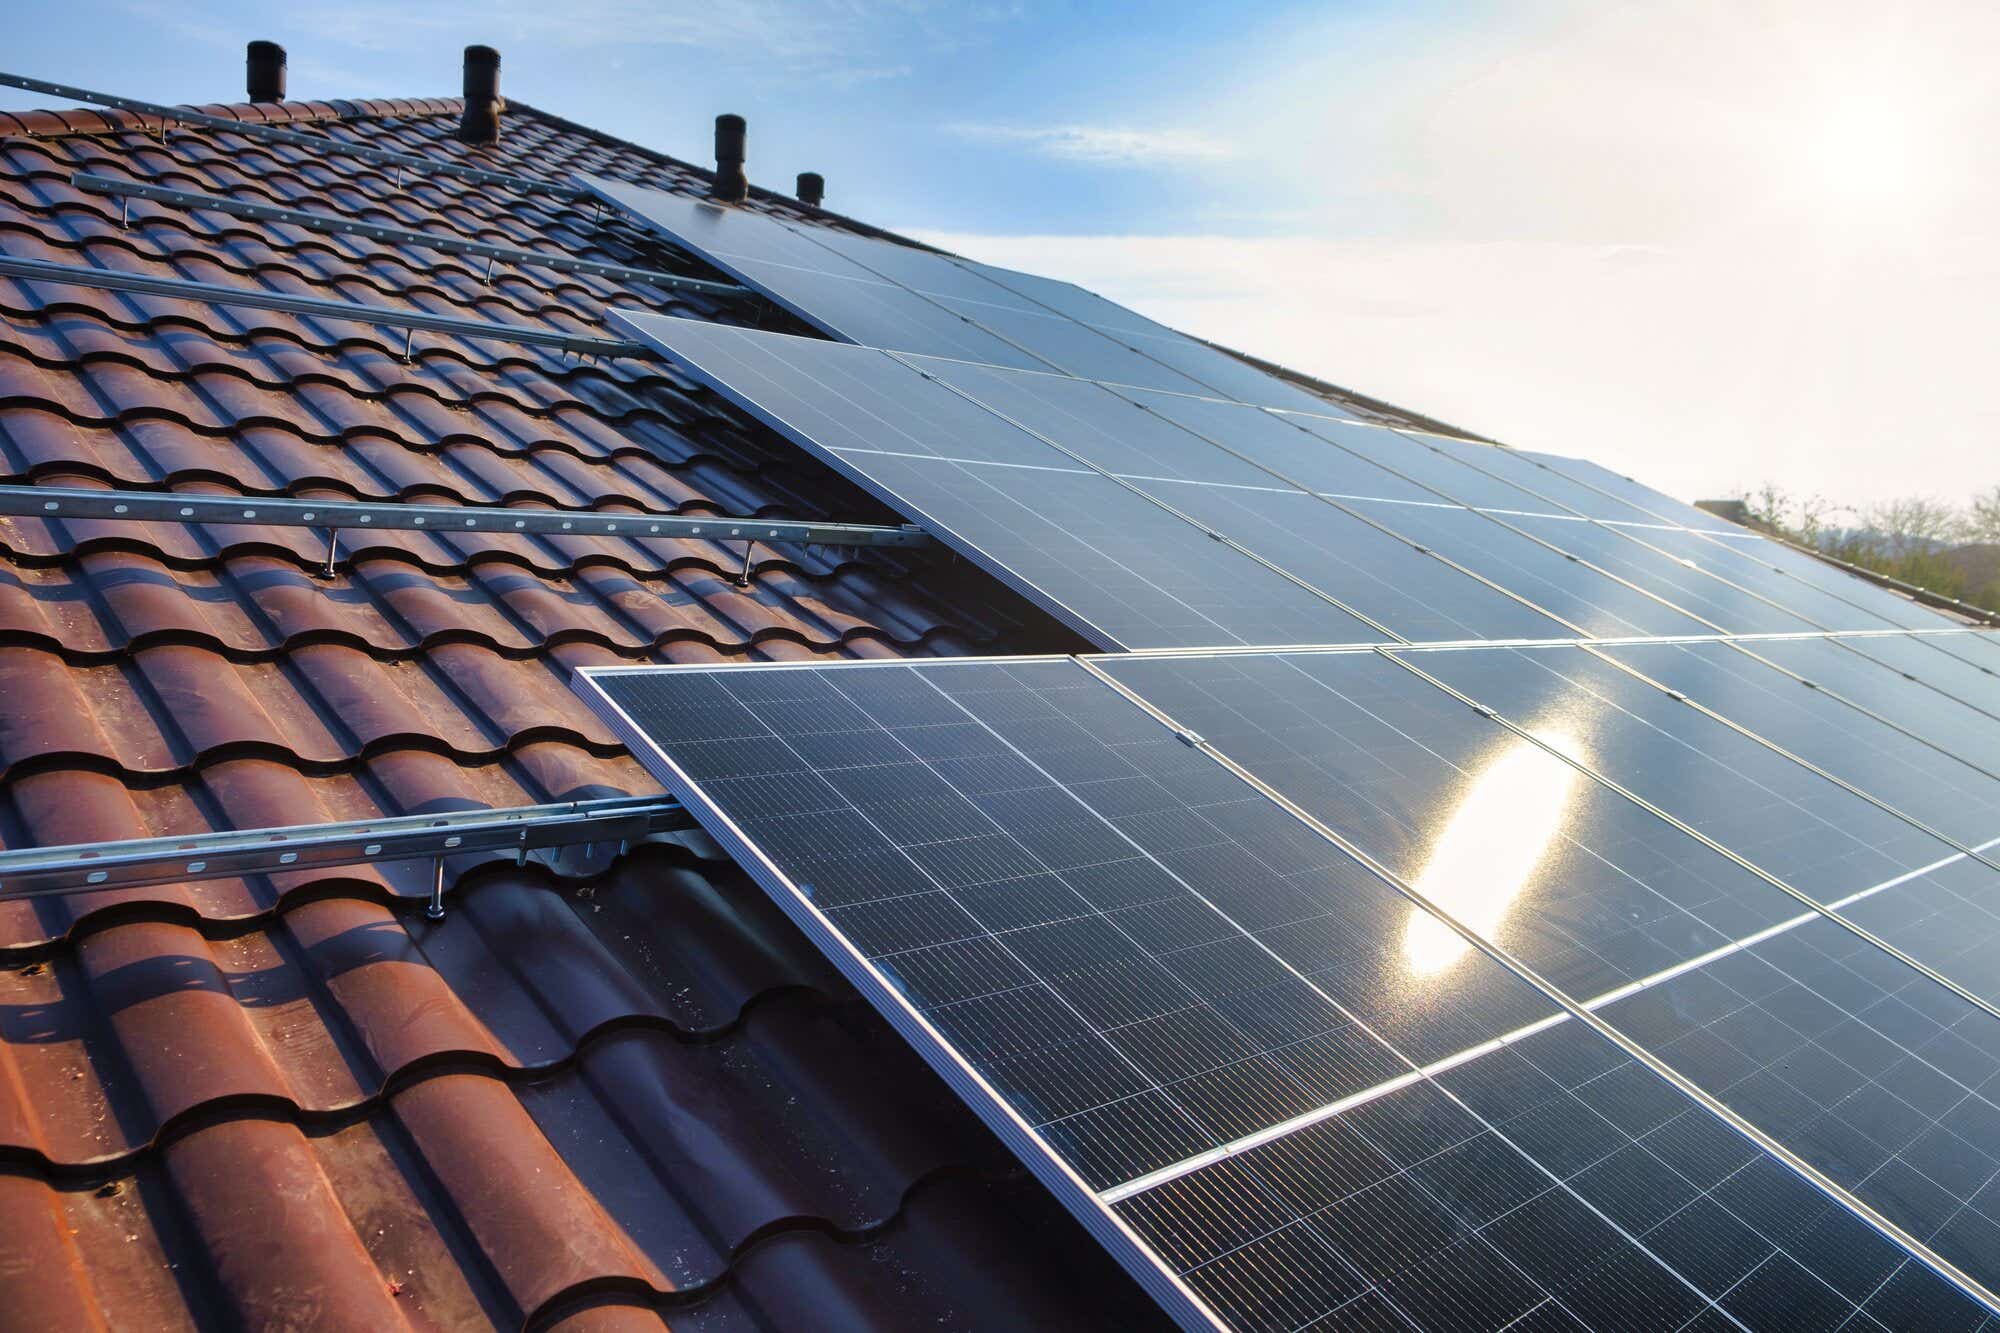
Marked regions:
[8,2,1996,512]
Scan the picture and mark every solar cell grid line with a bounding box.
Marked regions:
[575,656,1999,1331]
[1590,640,2000,856]
[1075,653,2000,1322]
[1500,515,1854,634]
[606,309,1383,648]
[1268,410,1947,640]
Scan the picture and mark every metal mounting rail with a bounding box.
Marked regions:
[0,483,933,550]
[0,795,694,901]
[0,72,589,201]
[72,172,749,300]
[0,253,644,358]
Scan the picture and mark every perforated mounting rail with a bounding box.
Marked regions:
[0,796,694,901]
[0,484,933,551]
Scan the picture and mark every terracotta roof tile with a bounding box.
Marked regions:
[0,84,1166,1329]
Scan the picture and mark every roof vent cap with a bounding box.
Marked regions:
[712,114,748,202]
[796,172,824,208]
[246,41,286,104]
[459,45,503,145]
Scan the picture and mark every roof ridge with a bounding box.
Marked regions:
[0,93,459,142]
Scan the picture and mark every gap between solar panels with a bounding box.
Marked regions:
[573,650,2000,1332]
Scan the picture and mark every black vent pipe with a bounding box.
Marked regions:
[796,172,824,207]
[712,114,747,202]
[246,41,286,104]
[459,45,502,145]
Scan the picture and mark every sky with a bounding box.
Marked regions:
[8,1,1997,513]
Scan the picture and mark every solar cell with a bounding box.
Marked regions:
[577,655,2000,1331]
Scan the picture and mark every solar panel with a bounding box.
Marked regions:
[575,655,2000,1331]
[605,310,1379,648]
[578,171,1353,414]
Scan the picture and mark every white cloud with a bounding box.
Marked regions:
[949,123,1233,167]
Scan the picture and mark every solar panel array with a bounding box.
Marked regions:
[571,180,2000,1331]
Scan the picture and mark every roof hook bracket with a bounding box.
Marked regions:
[401,327,414,363]
[322,528,339,579]
[733,540,756,587]
[427,856,446,920]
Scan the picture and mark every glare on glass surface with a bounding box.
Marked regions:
[1402,728,1583,975]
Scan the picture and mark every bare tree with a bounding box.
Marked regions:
[1857,496,1967,559]
[1739,483,1837,546]
[1967,485,2000,546]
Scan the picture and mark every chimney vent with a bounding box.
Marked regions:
[459,45,503,145]
[796,172,824,208]
[712,114,748,202]
[246,41,286,104]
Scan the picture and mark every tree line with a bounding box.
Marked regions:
[1739,484,2000,612]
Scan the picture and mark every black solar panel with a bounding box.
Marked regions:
[576,655,2000,1331]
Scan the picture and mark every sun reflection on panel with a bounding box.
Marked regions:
[1402,728,1584,976]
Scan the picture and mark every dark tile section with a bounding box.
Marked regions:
[0,92,1174,1330]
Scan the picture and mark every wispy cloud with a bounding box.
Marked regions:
[949,122,1232,167]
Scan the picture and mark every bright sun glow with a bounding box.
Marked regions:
[1402,729,1584,977]
[1795,92,1929,214]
